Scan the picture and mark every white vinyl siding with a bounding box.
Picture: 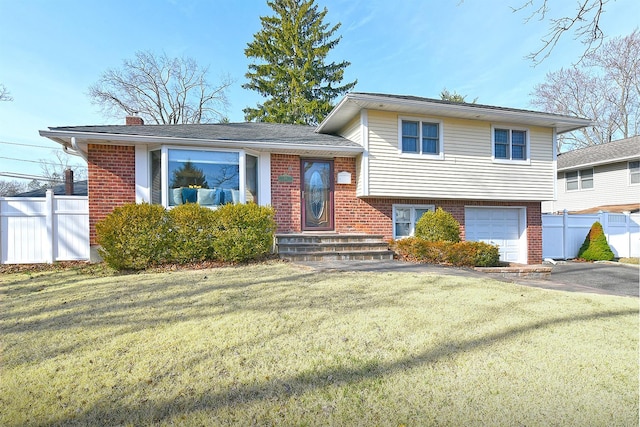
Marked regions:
[363,111,555,201]
[338,115,365,196]
[544,161,640,212]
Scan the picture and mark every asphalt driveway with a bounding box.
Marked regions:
[296,260,639,297]
[534,261,639,297]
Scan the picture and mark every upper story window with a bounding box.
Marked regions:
[565,168,593,191]
[150,148,258,208]
[399,117,443,158]
[630,161,640,184]
[492,127,529,162]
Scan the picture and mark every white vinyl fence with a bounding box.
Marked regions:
[0,190,89,264]
[542,211,640,259]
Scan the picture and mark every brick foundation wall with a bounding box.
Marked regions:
[87,144,136,244]
[272,155,543,264]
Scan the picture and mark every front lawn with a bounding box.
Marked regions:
[1,262,637,426]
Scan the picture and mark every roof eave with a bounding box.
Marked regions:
[557,154,640,171]
[318,93,593,134]
[39,129,363,155]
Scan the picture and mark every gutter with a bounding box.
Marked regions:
[39,130,364,155]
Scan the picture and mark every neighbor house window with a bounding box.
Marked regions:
[493,127,528,161]
[565,168,593,191]
[399,118,443,156]
[150,148,258,208]
[393,204,435,238]
[630,161,640,184]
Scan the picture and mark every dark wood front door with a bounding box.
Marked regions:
[301,159,334,231]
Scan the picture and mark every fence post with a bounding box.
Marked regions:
[45,190,54,263]
[562,209,569,259]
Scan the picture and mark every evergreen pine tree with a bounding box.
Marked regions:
[243,0,357,125]
[170,161,209,188]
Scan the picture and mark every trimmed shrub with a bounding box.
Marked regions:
[577,221,615,261]
[392,237,500,267]
[168,203,217,263]
[211,203,276,263]
[96,203,172,270]
[448,241,500,267]
[415,208,461,242]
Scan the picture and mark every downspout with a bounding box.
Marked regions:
[64,136,88,161]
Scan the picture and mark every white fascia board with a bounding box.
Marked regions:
[39,130,363,155]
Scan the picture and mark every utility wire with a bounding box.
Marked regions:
[0,156,87,169]
[0,140,64,150]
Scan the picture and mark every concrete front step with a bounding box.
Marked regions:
[278,242,390,253]
[281,250,395,262]
[275,233,393,261]
[276,233,386,245]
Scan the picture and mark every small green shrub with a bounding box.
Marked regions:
[168,203,217,263]
[96,203,172,270]
[211,203,276,263]
[415,208,461,242]
[392,237,500,267]
[577,221,615,261]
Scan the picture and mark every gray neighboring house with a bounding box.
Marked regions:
[542,136,640,213]
[13,180,88,197]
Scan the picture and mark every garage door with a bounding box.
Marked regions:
[465,207,525,263]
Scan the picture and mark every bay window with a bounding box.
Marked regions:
[150,147,258,208]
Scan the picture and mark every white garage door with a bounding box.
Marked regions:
[465,207,526,263]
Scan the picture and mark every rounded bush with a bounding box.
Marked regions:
[96,203,172,270]
[577,221,615,261]
[391,237,500,267]
[415,208,461,242]
[168,203,217,263]
[211,203,276,262]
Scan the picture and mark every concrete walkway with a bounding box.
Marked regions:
[294,259,639,298]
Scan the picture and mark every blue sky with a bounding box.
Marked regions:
[0,0,638,180]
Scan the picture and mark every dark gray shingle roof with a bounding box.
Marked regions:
[557,136,640,170]
[352,92,591,121]
[14,180,88,197]
[48,122,359,148]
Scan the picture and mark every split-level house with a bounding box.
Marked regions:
[542,136,640,214]
[40,93,591,264]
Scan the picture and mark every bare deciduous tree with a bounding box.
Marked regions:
[513,0,609,64]
[0,83,13,101]
[0,180,26,196]
[531,29,639,151]
[37,150,87,189]
[89,51,233,124]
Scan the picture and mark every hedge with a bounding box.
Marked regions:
[392,237,500,267]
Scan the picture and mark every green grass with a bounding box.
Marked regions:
[1,262,638,426]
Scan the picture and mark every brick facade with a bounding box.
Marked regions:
[272,155,543,264]
[87,144,136,244]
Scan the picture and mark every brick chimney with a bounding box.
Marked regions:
[126,115,144,125]
[65,168,74,195]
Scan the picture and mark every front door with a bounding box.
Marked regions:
[301,159,334,231]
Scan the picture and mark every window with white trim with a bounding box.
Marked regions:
[393,204,435,238]
[150,147,258,208]
[630,161,640,184]
[399,118,443,156]
[565,168,593,191]
[492,127,528,161]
